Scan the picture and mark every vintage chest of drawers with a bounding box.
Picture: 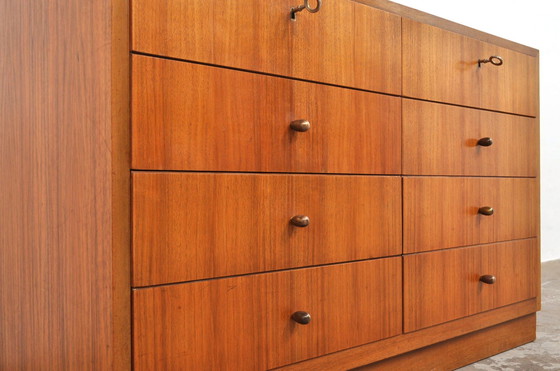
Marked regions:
[129,0,540,369]
[0,0,539,369]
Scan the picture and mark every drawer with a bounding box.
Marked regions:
[131,0,401,94]
[403,177,538,253]
[402,99,538,176]
[133,172,401,286]
[404,239,538,332]
[132,55,401,174]
[403,19,538,116]
[133,258,402,370]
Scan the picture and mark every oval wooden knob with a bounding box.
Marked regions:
[290,215,310,227]
[291,311,311,325]
[478,206,494,216]
[477,137,493,147]
[480,275,497,284]
[290,119,311,132]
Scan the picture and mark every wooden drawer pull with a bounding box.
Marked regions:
[291,311,312,325]
[478,206,494,216]
[290,215,310,227]
[290,119,311,132]
[478,55,504,67]
[477,137,493,147]
[291,0,321,20]
[479,275,497,284]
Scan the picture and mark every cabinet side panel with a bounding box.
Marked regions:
[0,0,114,369]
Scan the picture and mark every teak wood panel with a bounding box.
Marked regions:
[131,0,401,94]
[132,172,401,286]
[402,99,538,176]
[404,239,538,332]
[0,0,120,368]
[132,55,401,174]
[403,177,538,253]
[133,258,402,370]
[403,19,538,116]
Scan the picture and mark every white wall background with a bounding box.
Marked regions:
[394,0,560,262]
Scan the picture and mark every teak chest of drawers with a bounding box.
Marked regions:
[0,0,540,370]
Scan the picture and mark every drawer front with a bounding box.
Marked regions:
[403,19,538,116]
[404,239,538,332]
[133,173,401,286]
[402,100,538,176]
[133,258,402,370]
[131,0,401,94]
[132,55,401,174]
[403,177,538,253]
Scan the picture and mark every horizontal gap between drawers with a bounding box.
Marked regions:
[131,254,403,290]
[131,51,537,119]
[401,95,537,119]
[131,236,537,289]
[402,174,538,179]
[403,236,538,256]
[130,169,401,176]
[131,51,401,98]
[130,169,538,179]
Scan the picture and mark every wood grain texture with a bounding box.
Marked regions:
[0,0,115,368]
[403,177,538,253]
[111,0,132,368]
[402,99,538,176]
[275,298,537,370]
[133,258,402,370]
[403,18,538,116]
[353,0,538,56]
[131,0,401,94]
[132,55,401,174]
[132,172,401,286]
[354,314,536,371]
[404,239,538,332]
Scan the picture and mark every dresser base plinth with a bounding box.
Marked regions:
[355,314,536,371]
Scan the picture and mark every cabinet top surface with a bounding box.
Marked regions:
[356,0,539,56]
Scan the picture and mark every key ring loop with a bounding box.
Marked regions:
[304,0,321,13]
[478,55,504,67]
[291,0,322,20]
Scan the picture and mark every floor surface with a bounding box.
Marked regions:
[458,259,560,371]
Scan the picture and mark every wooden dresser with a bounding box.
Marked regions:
[0,0,539,369]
